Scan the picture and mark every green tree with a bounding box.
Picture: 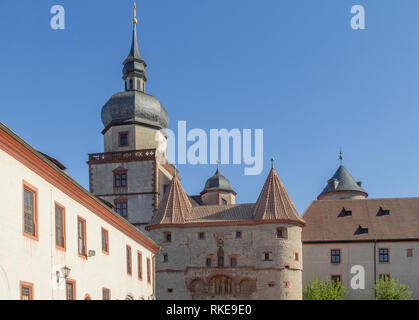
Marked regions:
[303,277,346,300]
[374,276,412,300]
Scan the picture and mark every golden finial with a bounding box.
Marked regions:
[132,2,138,25]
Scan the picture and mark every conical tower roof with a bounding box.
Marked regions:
[318,165,367,200]
[253,168,305,225]
[150,175,192,225]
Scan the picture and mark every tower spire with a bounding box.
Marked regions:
[122,2,147,92]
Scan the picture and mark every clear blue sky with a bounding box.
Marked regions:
[1,0,419,214]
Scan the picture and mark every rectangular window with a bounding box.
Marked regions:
[164,232,172,242]
[163,253,168,263]
[102,288,111,300]
[236,231,242,239]
[331,275,342,283]
[23,183,38,240]
[20,282,33,300]
[126,245,132,275]
[331,249,341,264]
[114,172,127,188]
[115,200,128,218]
[77,217,87,257]
[198,232,205,240]
[66,279,76,300]
[147,258,151,284]
[119,132,128,147]
[264,252,272,261]
[101,228,109,254]
[55,203,66,250]
[230,257,237,267]
[379,248,390,263]
[407,248,413,258]
[379,274,391,280]
[206,258,212,268]
[138,251,143,280]
[295,252,299,261]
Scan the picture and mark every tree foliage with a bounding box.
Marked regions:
[374,277,412,300]
[303,277,346,300]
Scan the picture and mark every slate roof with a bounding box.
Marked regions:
[302,198,419,242]
[318,165,367,199]
[202,169,236,195]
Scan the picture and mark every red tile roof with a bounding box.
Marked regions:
[302,198,419,242]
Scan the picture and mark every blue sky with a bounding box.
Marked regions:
[1,0,419,214]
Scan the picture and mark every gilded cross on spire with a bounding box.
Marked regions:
[132,2,138,25]
[339,150,343,165]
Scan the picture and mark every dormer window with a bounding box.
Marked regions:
[339,208,352,217]
[357,225,369,234]
[119,132,128,147]
[377,207,390,216]
[222,199,228,205]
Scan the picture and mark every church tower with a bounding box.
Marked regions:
[88,4,175,229]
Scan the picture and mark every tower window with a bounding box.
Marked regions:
[115,200,128,218]
[129,79,133,90]
[230,257,237,267]
[163,253,168,263]
[119,132,128,146]
[164,232,172,242]
[236,231,242,239]
[206,258,212,268]
[198,232,205,240]
[264,252,272,261]
[222,199,228,205]
[114,172,127,188]
[276,227,287,239]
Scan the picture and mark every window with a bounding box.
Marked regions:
[115,200,128,218]
[236,231,242,239]
[339,208,352,217]
[295,252,299,261]
[102,288,111,300]
[20,282,33,300]
[138,251,143,280]
[407,248,414,258]
[147,258,151,284]
[77,217,87,257]
[283,281,290,288]
[230,257,237,267]
[206,258,212,268]
[126,245,132,275]
[164,232,172,242]
[276,228,286,239]
[55,203,66,250]
[114,172,127,188]
[167,288,173,293]
[331,275,342,283]
[379,248,390,263]
[379,274,391,280]
[129,79,133,90]
[198,232,205,240]
[119,132,128,147]
[66,279,76,300]
[377,207,390,216]
[101,228,109,254]
[264,252,272,261]
[331,249,341,264]
[163,184,169,195]
[23,183,38,240]
[163,253,168,263]
[222,199,227,205]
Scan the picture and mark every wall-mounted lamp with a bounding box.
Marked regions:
[56,266,71,285]
[88,250,96,258]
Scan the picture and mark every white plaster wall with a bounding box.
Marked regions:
[0,149,155,300]
[303,242,419,300]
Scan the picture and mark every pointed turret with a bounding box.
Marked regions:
[318,165,367,200]
[149,172,192,225]
[253,164,305,226]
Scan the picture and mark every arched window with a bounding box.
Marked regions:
[129,79,133,90]
[217,247,224,268]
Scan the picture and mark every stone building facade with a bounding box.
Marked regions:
[147,167,305,300]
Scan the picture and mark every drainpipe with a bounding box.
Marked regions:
[373,240,377,300]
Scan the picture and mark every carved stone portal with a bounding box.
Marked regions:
[209,275,233,295]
